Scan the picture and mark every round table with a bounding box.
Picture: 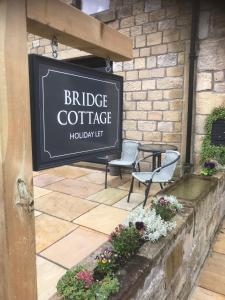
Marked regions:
[138,144,178,170]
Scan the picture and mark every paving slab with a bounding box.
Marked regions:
[36,256,66,300]
[118,181,161,196]
[35,191,98,221]
[87,188,128,205]
[191,287,225,300]
[35,214,77,253]
[40,227,108,269]
[198,252,225,295]
[113,193,145,211]
[213,230,225,255]
[33,173,64,187]
[33,186,53,198]
[46,178,104,198]
[34,210,42,217]
[78,172,130,187]
[73,204,128,235]
[46,165,89,179]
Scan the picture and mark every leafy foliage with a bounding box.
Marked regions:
[200,106,225,165]
[125,206,176,242]
[109,224,142,261]
[152,195,183,221]
[57,266,119,300]
[94,248,118,280]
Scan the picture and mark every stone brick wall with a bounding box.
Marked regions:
[194,0,225,166]
[110,0,191,166]
[28,0,192,172]
[27,0,225,170]
[51,173,225,300]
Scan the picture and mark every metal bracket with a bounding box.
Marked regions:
[51,35,58,58]
[105,56,112,73]
[16,179,34,214]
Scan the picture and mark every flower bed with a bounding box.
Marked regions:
[52,173,225,300]
[56,196,183,300]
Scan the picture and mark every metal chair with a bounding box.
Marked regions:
[127,150,180,207]
[105,140,140,189]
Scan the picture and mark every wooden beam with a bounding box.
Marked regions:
[26,0,133,62]
[0,0,37,299]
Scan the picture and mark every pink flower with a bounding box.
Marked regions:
[76,270,94,288]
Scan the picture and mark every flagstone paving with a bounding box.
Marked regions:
[33,164,162,299]
[35,214,77,253]
[33,173,65,188]
[113,192,145,211]
[36,256,66,300]
[46,178,104,198]
[190,218,225,300]
[35,191,98,221]
[87,187,128,205]
[73,204,129,235]
[34,186,53,198]
[40,227,108,269]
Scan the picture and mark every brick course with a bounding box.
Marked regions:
[27,0,225,170]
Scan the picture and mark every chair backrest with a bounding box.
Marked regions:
[121,140,139,163]
[159,150,180,181]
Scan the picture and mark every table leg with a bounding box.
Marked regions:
[152,155,156,170]
[158,154,161,168]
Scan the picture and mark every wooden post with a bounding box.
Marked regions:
[0,0,37,299]
[26,0,133,61]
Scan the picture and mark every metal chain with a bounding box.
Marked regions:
[105,56,112,73]
[51,35,58,58]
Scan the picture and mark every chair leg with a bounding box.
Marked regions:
[127,176,134,203]
[143,181,152,207]
[137,163,141,187]
[159,183,163,189]
[105,163,108,189]
[119,167,122,180]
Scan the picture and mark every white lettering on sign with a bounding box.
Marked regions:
[57,111,112,126]
[69,130,103,140]
[56,89,112,127]
[64,90,108,107]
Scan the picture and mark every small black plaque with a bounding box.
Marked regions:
[211,119,225,146]
[29,55,123,170]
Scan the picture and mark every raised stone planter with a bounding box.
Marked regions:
[51,173,225,300]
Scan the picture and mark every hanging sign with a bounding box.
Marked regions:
[29,55,123,170]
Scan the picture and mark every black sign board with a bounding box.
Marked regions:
[29,55,123,170]
[211,119,225,146]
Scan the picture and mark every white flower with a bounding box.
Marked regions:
[124,206,176,242]
[153,195,183,211]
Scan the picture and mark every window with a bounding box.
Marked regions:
[72,0,110,15]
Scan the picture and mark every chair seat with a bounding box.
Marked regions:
[132,172,171,183]
[109,159,134,167]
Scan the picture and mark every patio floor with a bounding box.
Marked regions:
[190,218,225,300]
[33,165,161,300]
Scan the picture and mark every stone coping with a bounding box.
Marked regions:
[51,172,225,300]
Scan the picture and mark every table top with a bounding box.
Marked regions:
[138,143,178,153]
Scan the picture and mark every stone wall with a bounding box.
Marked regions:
[110,0,191,169]
[27,0,191,171]
[27,0,225,170]
[51,172,225,300]
[112,173,225,300]
[194,0,225,166]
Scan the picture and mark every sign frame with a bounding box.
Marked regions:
[29,54,123,171]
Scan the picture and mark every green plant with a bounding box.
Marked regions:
[57,266,119,300]
[200,106,225,165]
[94,248,118,280]
[96,275,119,300]
[109,224,142,261]
[200,161,217,176]
[152,195,183,221]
